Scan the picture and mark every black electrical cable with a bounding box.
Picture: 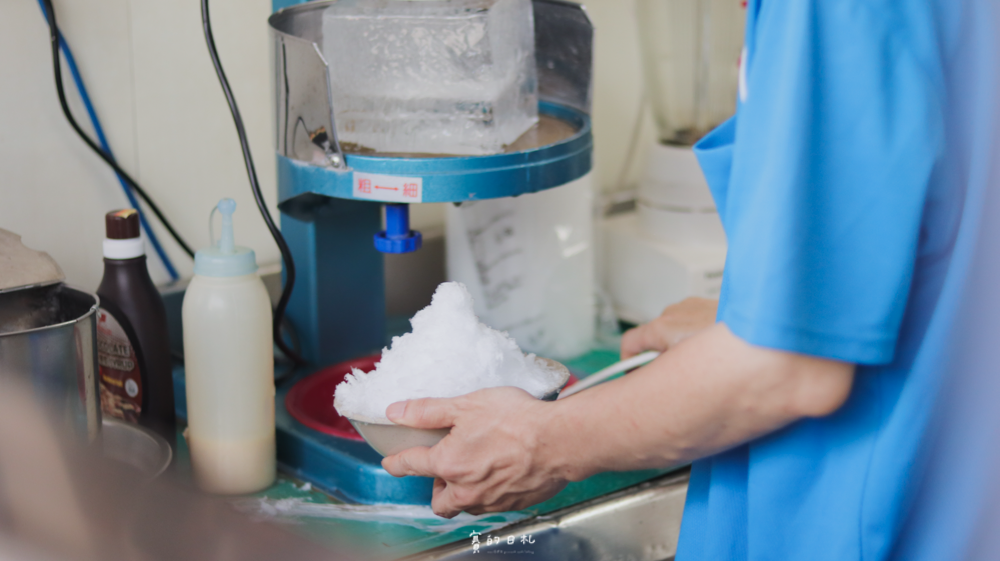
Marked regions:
[201,0,306,367]
[40,0,195,259]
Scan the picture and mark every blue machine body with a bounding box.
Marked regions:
[274,378,434,503]
[276,102,592,206]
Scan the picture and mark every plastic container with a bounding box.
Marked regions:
[636,0,744,145]
[446,172,596,359]
[182,199,275,494]
[638,142,726,246]
[96,209,175,447]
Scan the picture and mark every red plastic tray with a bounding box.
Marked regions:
[285,355,578,442]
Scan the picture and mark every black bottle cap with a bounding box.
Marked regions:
[105,209,140,240]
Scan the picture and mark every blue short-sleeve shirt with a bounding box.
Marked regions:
[676,1,984,559]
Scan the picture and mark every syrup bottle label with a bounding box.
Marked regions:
[96,307,143,422]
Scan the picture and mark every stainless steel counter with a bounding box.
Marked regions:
[411,470,689,561]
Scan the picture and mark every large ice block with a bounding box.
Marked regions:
[322,0,538,155]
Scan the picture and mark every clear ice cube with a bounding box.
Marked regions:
[322,0,538,155]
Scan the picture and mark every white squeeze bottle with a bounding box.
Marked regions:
[182,198,275,494]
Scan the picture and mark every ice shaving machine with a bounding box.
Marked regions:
[269,0,594,367]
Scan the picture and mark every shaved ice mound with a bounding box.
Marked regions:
[334,282,566,422]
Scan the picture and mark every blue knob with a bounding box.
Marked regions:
[374,204,422,254]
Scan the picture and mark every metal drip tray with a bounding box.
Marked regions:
[342,114,580,158]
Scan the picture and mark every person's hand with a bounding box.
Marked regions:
[381,388,568,518]
[620,297,719,359]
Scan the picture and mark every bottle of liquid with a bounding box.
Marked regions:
[182,198,275,494]
[96,209,176,446]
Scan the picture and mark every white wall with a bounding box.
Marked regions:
[0,0,285,290]
[585,0,657,198]
[0,0,650,290]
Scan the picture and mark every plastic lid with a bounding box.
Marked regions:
[193,199,258,277]
[106,209,141,239]
[0,228,65,293]
[102,209,145,259]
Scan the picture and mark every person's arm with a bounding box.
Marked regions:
[620,297,719,359]
[547,322,853,477]
[382,321,854,518]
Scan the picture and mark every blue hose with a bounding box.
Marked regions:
[36,0,180,281]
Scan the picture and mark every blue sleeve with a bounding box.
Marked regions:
[708,2,944,364]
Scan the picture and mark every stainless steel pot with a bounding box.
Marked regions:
[0,284,101,441]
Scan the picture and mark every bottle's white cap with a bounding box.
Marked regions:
[103,238,145,259]
[194,198,258,277]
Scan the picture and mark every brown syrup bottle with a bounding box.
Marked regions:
[96,210,176,448]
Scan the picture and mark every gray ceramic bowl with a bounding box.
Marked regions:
[346,358,570,457]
